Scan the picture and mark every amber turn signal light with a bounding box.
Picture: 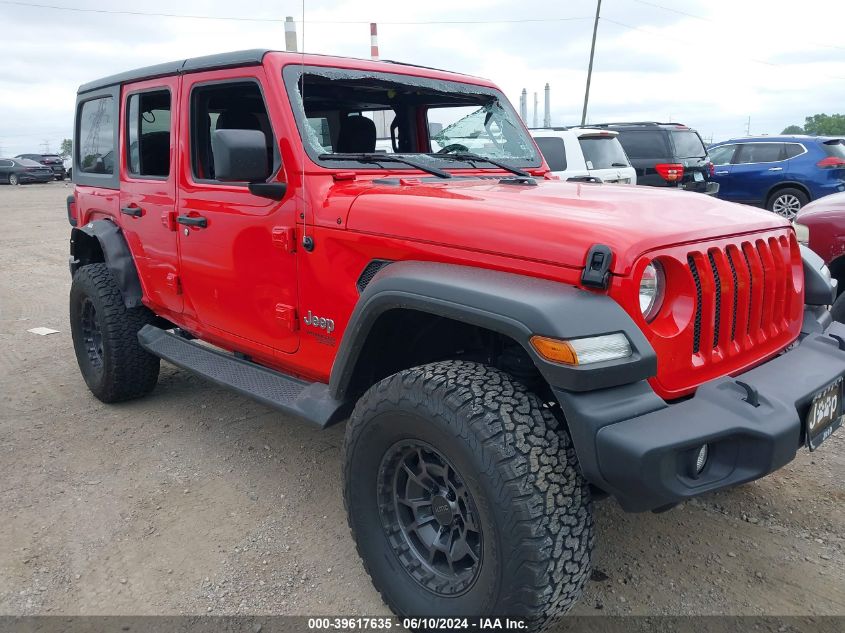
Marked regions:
[530,336,579,365]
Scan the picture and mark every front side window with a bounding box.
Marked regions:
[284,66,540,170]
[78,96,115,174]
[708,144,736,165]
[578,136,629,169]
[190,81,276,182]
[533,137,567,171]
[127,90,171,178]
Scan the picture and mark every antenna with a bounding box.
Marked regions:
[300,3,313,252]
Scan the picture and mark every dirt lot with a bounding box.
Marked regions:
[1,183,844,619]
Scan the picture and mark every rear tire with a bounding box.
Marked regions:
[8,173,19,185]
[766,187,808,220]
[69,263,160,402]
[343,361,594,629]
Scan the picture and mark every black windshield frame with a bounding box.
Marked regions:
[282,64,542,171]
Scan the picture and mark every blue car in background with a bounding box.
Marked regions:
[708,135,845,219]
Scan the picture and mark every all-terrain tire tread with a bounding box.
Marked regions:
[70,263,159,402]
[343,360,594,629]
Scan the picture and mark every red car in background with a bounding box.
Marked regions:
[796,191,845,321]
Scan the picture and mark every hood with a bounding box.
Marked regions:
[798,191,845,220]
[345,178,788,274]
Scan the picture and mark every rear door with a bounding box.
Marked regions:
[118,77,183,314]
[668,129,710,191]
[730,142,787,204]
[614,129,670,185]
[577,132,636,183]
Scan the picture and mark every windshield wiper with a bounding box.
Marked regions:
[431,152,530,177]
[318,153,452,179]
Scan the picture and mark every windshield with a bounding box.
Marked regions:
[671,130,706,158]
[578,136,630,169]
[283,65,540,170]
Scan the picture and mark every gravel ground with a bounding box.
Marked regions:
[1,183,843,619]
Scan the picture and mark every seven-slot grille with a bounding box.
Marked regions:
[685,234,798,357]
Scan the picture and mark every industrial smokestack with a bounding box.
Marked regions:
[370,23,379,60]
[519,89,527,122]
[284,16,297,52]
[543,83,551,127]
[533,92,538,128]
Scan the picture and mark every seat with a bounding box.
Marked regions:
[336,116,377,153]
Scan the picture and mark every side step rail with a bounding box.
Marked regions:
[138,325,347,427]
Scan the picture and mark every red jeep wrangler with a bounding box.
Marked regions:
[67,50,844,624]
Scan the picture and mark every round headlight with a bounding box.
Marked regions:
[639,261,665,322]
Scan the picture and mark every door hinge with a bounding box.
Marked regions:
[272,226,297,253]
[275,304,298,331]
[161,210,178,231]
[166,272,182,294]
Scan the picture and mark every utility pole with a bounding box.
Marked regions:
[581,0,602,126]
[41,139,51,153]
[746,116,751,135]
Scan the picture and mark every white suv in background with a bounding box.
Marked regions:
[530,127,637,184]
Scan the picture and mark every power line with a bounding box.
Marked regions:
[0,1,593,25]
[602,17,845,80]
[629,0,845,51]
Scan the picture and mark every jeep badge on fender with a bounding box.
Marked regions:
[67,49,845,629]
[303,310,335,335]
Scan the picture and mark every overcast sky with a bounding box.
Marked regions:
[1,0,843,156]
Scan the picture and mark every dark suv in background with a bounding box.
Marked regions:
[591,122,718,195]
[15,153,66,180]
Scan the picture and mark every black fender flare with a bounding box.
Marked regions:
[329,260,656,399]
[70,219,143,308]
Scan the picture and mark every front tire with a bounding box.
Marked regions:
[343,361,594,628]
[767,187,808,220]
[70,263,160,402]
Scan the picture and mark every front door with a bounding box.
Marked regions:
[118,77,182,314]
[176,69,299,355]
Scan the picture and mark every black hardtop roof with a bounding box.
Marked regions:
[78,49,478,95]
[78,49,271,94]
[588,121,692,129]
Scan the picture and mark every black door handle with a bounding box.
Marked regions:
[176,215,208,228]
[120,206,143,217]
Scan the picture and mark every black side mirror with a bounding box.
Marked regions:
[211,129,269,182]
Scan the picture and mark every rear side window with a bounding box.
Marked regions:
[822,139,845,159]
[735,143,785,164]
[533,137,567,171]
[784,143,805,159]
[616,131,667,159]
[670,130,706,158]
[0,159,13,167]
[126,90,171,178]
[78,96,115,174]
[578,137,629,169]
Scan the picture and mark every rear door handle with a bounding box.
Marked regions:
[120,206,143,217]
[768,167,783,171]
[176,215,208,228]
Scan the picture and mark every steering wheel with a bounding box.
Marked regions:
[437,143,470,154]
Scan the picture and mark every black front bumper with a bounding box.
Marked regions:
[554,318,845,512]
